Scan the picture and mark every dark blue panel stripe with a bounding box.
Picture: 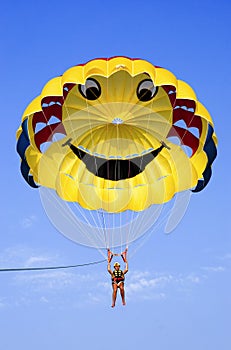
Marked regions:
[17,118,39,188]
[204,138,217,165]
[20,159,39,188]
[21,119,29,140]
[191,123,217,193]
[203,124,217,165]
[16,132,30,159]
[192,179,204,192]
[202,166,212,188]
[205,123,214,143]
[192,166,212,193]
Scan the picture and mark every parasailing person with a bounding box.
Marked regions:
[107,249,128,307]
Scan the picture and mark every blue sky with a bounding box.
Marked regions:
[1,0,230,349]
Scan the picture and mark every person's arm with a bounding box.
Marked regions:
[107,261,113,276]
[122,249,128,274]
[123,261,128,275]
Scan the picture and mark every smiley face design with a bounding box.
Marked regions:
[16,57,217,212]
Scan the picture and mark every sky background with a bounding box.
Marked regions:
[1,0,230,349]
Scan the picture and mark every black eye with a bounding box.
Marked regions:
[137,79,157,102]
[79,78,101,100]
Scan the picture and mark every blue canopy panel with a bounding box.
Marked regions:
[17,118,39,188]
[192,124,217,193]
[20,159,39,188]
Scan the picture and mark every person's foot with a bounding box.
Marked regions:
[111,304,115,308]
[122,300,126,306]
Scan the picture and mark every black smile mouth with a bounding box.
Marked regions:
[63,139,168,181]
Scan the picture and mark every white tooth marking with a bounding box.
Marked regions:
[79,146,91,155]
[93,153,107,158]
[40,141,52,153]
[42,103,49,108]
[141,148,154,155]
[84,148,91,154]
[125,154,139,158]
[168,90,175,94]
[48,115,60,125]
[78,146,107,157]
[76,147,158,159]
[35,122,46,133]
[188,107,194,112]
[49,101,56,106]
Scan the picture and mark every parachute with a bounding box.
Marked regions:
[16,57,217,250]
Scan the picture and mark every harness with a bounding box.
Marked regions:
[112,269,124,284]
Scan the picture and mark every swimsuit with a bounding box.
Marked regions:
[112,270,125,285]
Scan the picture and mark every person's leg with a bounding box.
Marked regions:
[111,283,118,307]
[119,283,126,305]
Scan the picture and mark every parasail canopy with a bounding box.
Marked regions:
[16,57,217,248]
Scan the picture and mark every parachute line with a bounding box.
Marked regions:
[0,259,106,272]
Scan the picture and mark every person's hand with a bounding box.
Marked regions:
[107,249,113,263]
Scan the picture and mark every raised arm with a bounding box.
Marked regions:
[123,261,128,274]
[121,249,128,274]
[107,249,113,275]
[107,260,113,276]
